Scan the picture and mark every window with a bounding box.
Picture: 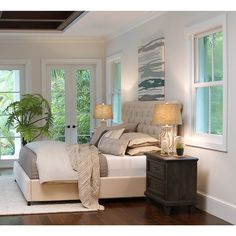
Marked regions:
[0,62,28,161]
[48,66,93,144]
[42,59,102,142]
[106,53,122,125]
[186,15,227,151]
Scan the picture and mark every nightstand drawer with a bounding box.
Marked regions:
[147,177,165,197]
[147,160,165,180]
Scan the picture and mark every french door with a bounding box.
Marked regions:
[46,64,95,144]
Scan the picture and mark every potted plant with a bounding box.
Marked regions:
[4,93,53,145]
[174,136,185,156]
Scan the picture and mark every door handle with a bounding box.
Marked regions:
[72,125,76,128]
[66,125,70,128]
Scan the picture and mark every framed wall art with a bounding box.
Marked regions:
[138,37,165,101]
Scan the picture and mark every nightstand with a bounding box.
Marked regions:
[145,151,198,215]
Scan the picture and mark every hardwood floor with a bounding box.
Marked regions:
[0,168,231,225]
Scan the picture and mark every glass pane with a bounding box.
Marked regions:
[197,34,213,83]
[213,32,223,81]
[0,137,15,156]
[76,69,90,144]
[0,70,20,92]
[112,62,121,124]
[211,86,223,135]
[76,69,90,113]
[0,92,20,113]
[195,87,209,134]
[50,69,65,141]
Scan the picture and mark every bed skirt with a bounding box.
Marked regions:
[13,161,146,204]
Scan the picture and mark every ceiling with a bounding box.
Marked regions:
[0,11,163,40]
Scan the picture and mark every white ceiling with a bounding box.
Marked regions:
[0,11,163,41]
[65,11,162,40]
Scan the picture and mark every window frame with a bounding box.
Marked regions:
[185,14,228,152]
[0,60,30,165]
[106,52,122,125]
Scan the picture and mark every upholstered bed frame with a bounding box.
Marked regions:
[14,100,180,205]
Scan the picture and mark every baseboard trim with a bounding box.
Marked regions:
[197,191,236,224]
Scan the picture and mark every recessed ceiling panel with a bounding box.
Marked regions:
[0,11,85,31]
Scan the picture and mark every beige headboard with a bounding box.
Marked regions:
[122,101,181,138]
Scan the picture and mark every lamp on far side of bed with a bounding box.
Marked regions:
[94,103,113,127]
[152,103,182,155]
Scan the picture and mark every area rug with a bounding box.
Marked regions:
[0,176,94,216]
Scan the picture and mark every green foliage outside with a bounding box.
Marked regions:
[50,69,90,143]
[197,31,223,135]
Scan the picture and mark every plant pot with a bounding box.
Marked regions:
[176,148,184,156]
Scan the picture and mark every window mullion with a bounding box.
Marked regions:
[209,86,211,134]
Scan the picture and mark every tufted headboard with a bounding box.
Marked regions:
[122,101,181,139]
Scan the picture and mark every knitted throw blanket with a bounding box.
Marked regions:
[66,143,104,210]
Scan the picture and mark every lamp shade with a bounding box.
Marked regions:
[152,103,182,125]
[94,103,113,120]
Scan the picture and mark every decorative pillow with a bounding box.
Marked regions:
[104,128,125,139]
[93,129,108,147]
[90,123,137,146]
[98,136,129,156]
[97,128,125,148]
[127,146,161,156]
[120,132,159,148]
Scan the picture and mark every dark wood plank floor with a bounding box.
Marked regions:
[0,168,231,225]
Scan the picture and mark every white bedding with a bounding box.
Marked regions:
[104,154,146,177]
[26,141,146,182]
[26,141,78,183]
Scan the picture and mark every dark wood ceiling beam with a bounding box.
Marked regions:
[0,19,65,22]
[1,11,74,20]
[57,11,86,31]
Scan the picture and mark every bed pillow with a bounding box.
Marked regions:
[120,132,159,148]
[90,123,138,146]
[98,136,129,156]
[103,128,125,139]
[97,128,125,149]
[127,146,161,156]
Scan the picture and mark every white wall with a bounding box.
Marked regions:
[106,11,236,224]
[0,37,105,96]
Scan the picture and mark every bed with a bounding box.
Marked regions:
[13,100,180,205]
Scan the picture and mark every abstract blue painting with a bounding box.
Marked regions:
[138,37,165,101]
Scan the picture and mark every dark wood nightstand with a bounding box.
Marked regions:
[145,151,199,215]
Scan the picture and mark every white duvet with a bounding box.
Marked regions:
[26,141,78,183]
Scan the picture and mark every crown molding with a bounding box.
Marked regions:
[106,11,168,42]
[0,34,106,44]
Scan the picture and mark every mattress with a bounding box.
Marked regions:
[104,154,146,177]
[18,146,146,180]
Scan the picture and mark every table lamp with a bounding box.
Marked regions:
[152,103,182,155]
[94,103,113,127]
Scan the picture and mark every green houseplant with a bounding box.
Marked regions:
[174,136,185,156]
[4,93,53,145]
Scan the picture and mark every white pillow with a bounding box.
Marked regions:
[127,146,161,156]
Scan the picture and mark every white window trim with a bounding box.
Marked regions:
[106,52,123,125]
[185,14,228,152]
[0,60,31,93]
[106,52,122,103]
